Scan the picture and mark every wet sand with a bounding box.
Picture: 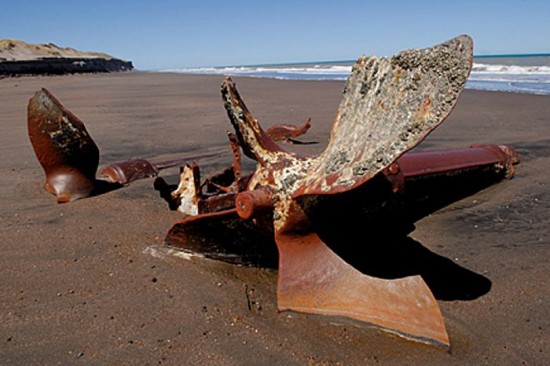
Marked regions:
[0,72,548,365]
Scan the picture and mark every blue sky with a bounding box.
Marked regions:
[3,0,550,70]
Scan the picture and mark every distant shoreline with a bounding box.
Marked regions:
[164,53,550,71]
[474,52,550,59]
[156,53,550,96]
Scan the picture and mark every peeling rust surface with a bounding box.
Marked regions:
[169,132,252,216]
[171,164,201,216]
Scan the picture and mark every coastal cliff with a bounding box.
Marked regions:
[0,39,133,75]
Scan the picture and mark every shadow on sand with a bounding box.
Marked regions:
[301,171,498,301]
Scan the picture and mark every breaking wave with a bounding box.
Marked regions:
[162,59,550,95]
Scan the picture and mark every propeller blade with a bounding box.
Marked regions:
[28,88,99,202]
[275,230,450,349]
[293,35,473,197]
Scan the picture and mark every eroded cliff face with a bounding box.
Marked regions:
[0,57,133,75]
[0,39,133,75]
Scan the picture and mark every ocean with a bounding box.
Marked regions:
[162,54,550,96]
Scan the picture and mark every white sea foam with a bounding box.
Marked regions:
[162,64,352,80]
[161,60,550,95]
[467,62,550,95]
[472,63,550,74]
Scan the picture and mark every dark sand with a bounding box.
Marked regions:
[0,72,548,365]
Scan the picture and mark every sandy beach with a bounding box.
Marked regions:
[0,72,548,365]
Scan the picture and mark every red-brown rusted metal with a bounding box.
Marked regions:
[165,208,277,266]
[27,35,521,349]
[166,35,522,349]
[98,156,218,186]
[98,159,159,185]
[235,190,273,220]
[220,32,471,345]
[397,145,520,180]
[266,117,312,142]
[28,89,218,201]
[381,144,521,193]
[275,230,449,347]
[28,88,100,203]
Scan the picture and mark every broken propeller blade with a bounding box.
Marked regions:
[28,88,100,203]
[293,35,474,198]
[28,88,218,202]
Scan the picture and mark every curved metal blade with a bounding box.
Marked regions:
[292,35,473,198]
[28,88,99,202]
[98,159,159,185]
[165,209,277,267]
[275,230,450,349]
[221,77,288,163]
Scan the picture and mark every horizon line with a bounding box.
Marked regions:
[159,52,550,71]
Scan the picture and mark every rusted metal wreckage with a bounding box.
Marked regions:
[27,35,520,349]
